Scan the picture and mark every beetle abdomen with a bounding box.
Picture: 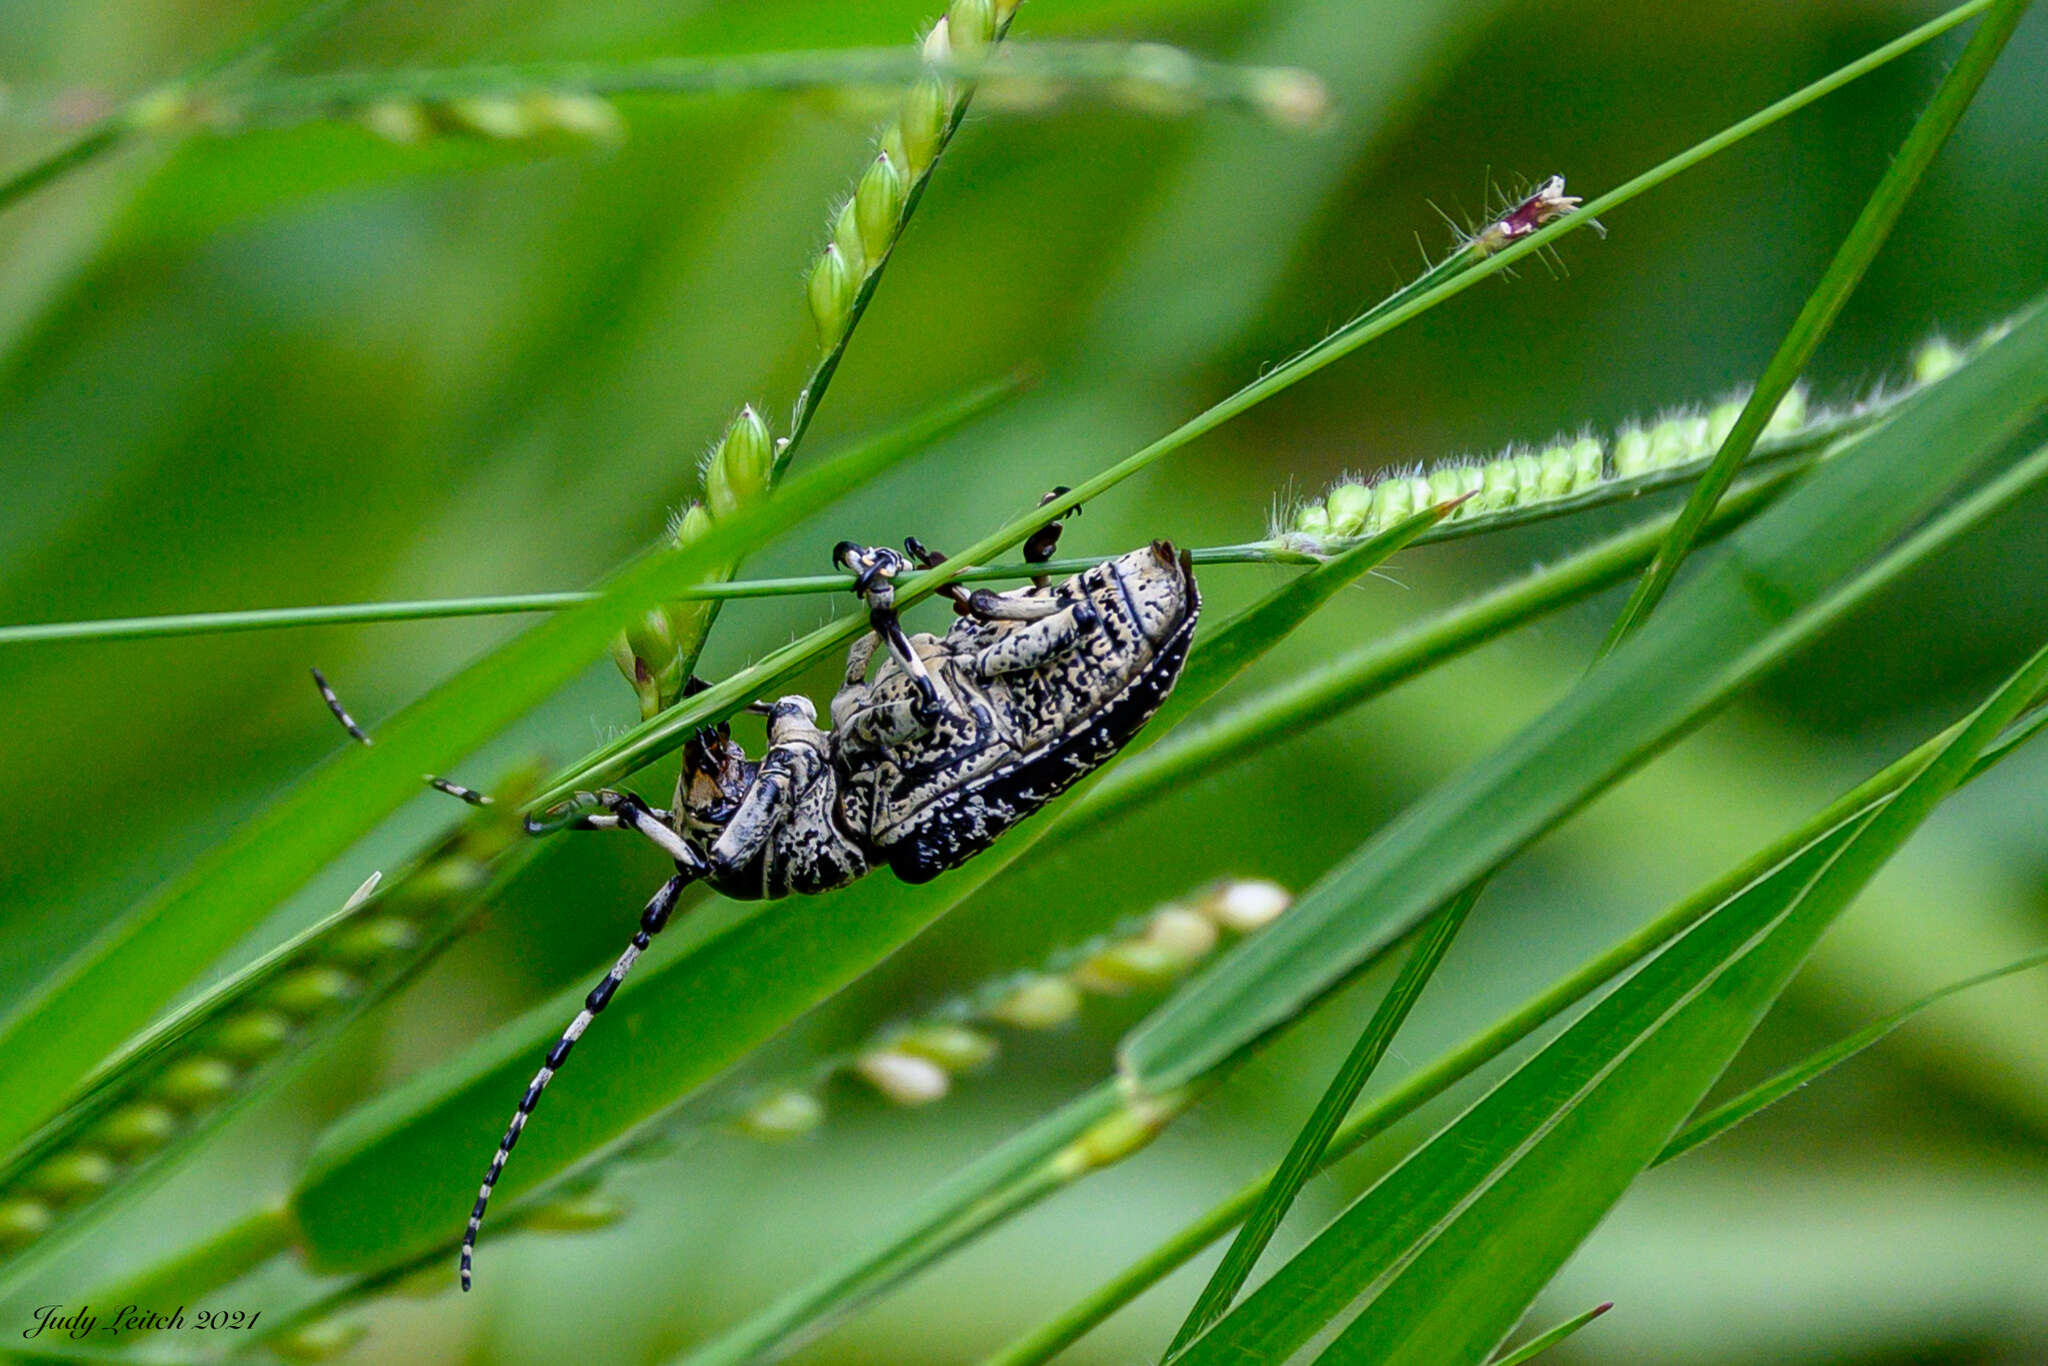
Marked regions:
[878,544,1199,883]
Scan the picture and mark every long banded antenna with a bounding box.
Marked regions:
[461,871,690,1290]
[311,667,493,805]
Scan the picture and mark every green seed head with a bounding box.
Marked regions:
[523,1191,629,1233]
[1648,415,1707,467]
[831,199,868,279]
[263,965,361,1017]
[1199,879,1292,931]
[985,974,1082,1030]
[894,1022,1000,1072]
[1707,397,1745,449]
[0,1199,53,1249]
[947,0,998,53]
[1073,941,1184,994]
[23,1150,118,1201]
[808,243,859,344]
[708,405,773,520]
[855,152,906,263]
[1052,1090,1188,1178]
[1372,477,1414,528]
[1323,483,1374,536]
[855,1049,951,1105]
[210,1010,292,1059]
[525,91,624,141]
[1535,445,1574,499]
[737,1088,826,1140]
[1291,502,1333,541]
[151,1056,238,1109]
[1427,466,1467,509]
[1612,425,1653,477]
[900,76,949,175]
[95,1102,179,1156]
[359,100,430,144]
[447,96,533,139]
[668,498,714,551]
[1143,906,1220,964]
[1510,455,1542,502]
[329,915,422,966]
[1479,459,1520,510]
[1912,337,1964,386]
[1568,437,1604,490]
[1765,384,1808,438]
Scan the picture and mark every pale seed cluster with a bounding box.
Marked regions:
[735,878,1291,1136]
[0,786,532,1261]
[1278,326,2002,555]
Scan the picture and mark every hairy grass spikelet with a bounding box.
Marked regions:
[1274,321,2010,557]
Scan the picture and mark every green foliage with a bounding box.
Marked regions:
[1,1,2044,1364]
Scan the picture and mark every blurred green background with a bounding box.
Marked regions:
[3,0,2047,1362]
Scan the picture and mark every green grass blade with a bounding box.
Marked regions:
[0,778,537,1297]
[1123,299,2048,1092]
[208,45,1321,128]
[1654,945,2048,1166]
[1603,0,2031,650]
[1174,638,2048,1366]
[1489,1303,1613,1366]
[675,1085,1123,1366]
[1178,32,2033,1333]
[0,506,1441,649]
[0,407,943,1168]
[981,693,2048,1366]
[1165,882,1483,1355]
[288,507,1421,1278]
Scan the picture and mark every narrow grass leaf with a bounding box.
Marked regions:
[1166,883,1483,1354]
[1654,944,2048,1165]
[1490,1303,1613,1366]
[984,686,2048,1366]
[1604,0,2032,649]
[1176,638,2048,1366]
[1124,298,2048,1092]
[0,780,536,1297]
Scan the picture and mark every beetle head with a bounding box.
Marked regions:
[678,722,752,833]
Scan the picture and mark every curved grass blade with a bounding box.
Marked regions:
[1165,883,1482,1356]
[1603,0,2031,649]
[1490,1303,1613,1366]
[200,45,1322,130]
[982,692,2048,1366]
[0,775,535,1297]
[0,399,952,1167]
[1174,638,2048,1366]
[1124,299,2048,1093]
[1170,15,2033,1324]
[1654,944,2048,1166]
[287,506,1441,1277]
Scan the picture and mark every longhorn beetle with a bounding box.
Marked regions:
[320,498,1198,1289]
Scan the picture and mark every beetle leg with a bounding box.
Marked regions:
[526,789,695,861]
[834,542,948,724]
[903,536,977,616]
[972,601,1100,678]
[1024,486,1078,588]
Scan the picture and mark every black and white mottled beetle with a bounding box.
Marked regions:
[458,506,1197,1286]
